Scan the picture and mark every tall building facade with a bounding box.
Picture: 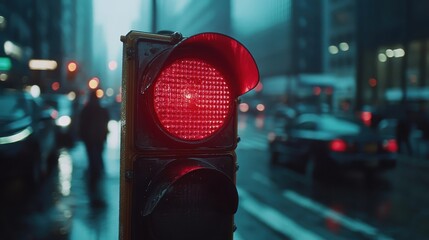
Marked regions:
[327,0,429,109]
[356,0,429,108]
[65,0,93,93]
[231,0,322,106]
[0,0,56,88]
[325,0,356,75]
[232,0,322,77]
[153,0,231,37]
[0,0,93,93]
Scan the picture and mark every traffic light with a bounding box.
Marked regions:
[119,31,259,240]
[66,60,78,80]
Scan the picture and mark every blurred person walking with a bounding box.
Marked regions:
[79,90,110,175]
[416,104,429,159]
[395,111,413,156]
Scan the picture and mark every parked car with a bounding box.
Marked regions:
[267,113,398,178]
[43,93,78,147]
[0,88,58,185]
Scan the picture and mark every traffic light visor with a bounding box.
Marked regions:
[180,32,259,96]
[143,32,259,141]
[142,158,239,217]
[142,32,259,97]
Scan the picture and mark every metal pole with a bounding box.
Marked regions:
[152,0,157,33]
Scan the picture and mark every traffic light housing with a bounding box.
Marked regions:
[119,31,259,240]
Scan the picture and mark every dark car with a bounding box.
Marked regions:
[0,88,58,185]
[268,113,398,178]
[43,93,78,147]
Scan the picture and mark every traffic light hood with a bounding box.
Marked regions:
[141,32,260,97]
[142,158,239,217]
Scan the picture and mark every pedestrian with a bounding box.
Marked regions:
[416,104,429,159]
[395,110,413,156]
[79,90,110,175]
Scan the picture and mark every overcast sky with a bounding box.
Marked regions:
[93,0,143,60]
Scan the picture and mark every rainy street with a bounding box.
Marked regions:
[3,0,429,239]
[1,115,429,240]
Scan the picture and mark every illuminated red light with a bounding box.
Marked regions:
[330,139,347,152]
[153,58,232,141]
[360,111,372,126]
[51,81,60,91]
[361,111,372,121]
[383,139,398,153]
[369,78,377,87]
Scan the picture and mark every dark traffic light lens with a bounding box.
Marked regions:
[153,58,232,141]
[146,166,238,240]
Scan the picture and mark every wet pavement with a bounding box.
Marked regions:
[0,121,121,240]
[1,116,429,239]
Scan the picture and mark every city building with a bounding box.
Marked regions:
[0,0,93,94]
[327,0,429,109]
[356,0,429,108]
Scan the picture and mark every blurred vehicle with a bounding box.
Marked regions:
[268,113,398,178]
[357,104,414,128]
[0,88,58,184]
[43,93,78,147]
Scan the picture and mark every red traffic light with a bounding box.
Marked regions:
[119,31,259,240]
[131,32,259,151]
[153,59,232,140]
[146,33,259,141]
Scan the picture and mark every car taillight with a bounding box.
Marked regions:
[153,57,232,141]
[330,139,347,152]
[383,139,398,153]
[360,111,372,126]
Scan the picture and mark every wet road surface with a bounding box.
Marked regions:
[1,117,429,239]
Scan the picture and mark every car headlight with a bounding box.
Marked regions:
[0,126,33,144]
[56,115,72,127]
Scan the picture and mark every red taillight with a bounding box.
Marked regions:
[383,139,398,153]
[153,58,232,141]
[330,139,347,152]
[360,111,372,126]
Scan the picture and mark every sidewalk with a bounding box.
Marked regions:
[65,120,121,240]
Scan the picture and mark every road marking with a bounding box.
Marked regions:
[238,187,325,240]
[283,191,394,240]
[251,172,394,240]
